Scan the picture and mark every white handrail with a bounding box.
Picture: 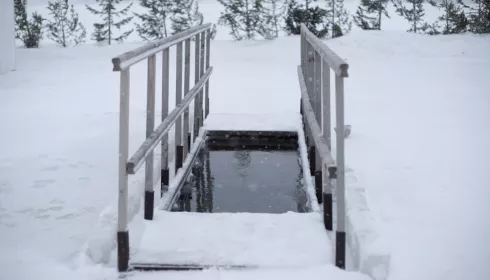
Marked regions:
[114,24,214,272]
[299,24,348,269]
[112,23,213,71]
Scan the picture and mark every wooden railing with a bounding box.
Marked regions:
[298,23,349,269]
[113,23,214,272]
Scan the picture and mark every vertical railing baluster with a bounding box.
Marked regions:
[314,50,322,204]
[300,26,307,75]
[306,43,315,176]
[335,75,346,269]
[175,42,184,172]
[193,33,201,142]
[199,31,206,128]
[204,29,211,118]
[205,146,213,212]
[161,48,170,196]
[117,68,130,272]
[144,55,156,221]
[306,44,314,101]
[183,39,191,157]
[300,31,304,72]
[322,61,332,149]
[300,29,306,123]
[322,60,333,231]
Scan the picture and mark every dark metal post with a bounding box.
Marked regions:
[324,166,336,231]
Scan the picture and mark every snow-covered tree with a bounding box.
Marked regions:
[134,0,173,40]
[86,0,133,44]
[326,0,352,38]
[15,0,45,48]
[429,0,468,34]
[257,0,287,39]
[392,0,427,33]
[352,0,390,30]
[171,0,204,35]
[284,0,329,37]
[46,0,86,47]
[217,0,264,40]
[458,0,490,33]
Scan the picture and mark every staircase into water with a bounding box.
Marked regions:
[112,23,349,276]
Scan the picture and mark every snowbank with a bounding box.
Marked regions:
[327,30,490,280]
[0,0,15,74]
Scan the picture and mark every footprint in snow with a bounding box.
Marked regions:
[32,179,56,189]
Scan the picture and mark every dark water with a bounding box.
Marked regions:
[172,146,308,213]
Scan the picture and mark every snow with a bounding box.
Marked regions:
[204,113,300,132]
[131,211,333,267]
[327,30,490,280]
[123,266,371,280]
[1,1,490,280]
[0,0,15,74]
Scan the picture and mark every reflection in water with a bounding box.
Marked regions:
[234,150,252,180]
[173,145,309,213]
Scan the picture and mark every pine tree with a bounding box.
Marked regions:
[284,0,329,37]
[171,0,204,35]
[392,0,427,33]
[217,0,264,40]
[46,0,86,47]
[15,0,45,48]
[257,0,287,39]
[458,0,490,33]
[326,0,352,38]
[135,0,173,40]
[429,0,468,34]
[209,24,218,39]
[352,0,390,30]
[86,0,133,44]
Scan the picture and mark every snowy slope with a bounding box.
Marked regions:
[0,0,15,74]
[2,31,489,280]
[329,30,490,280]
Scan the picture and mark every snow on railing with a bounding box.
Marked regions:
[113,23,213,272]
[298,23,349,269]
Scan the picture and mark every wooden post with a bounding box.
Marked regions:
[193,33,201,142]
[183,39,191,159]
[117,68,130,272]
[144,54,156,220]
[161,48,170,196]
[175,42,184,172]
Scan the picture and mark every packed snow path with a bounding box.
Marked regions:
[131,212,332,268]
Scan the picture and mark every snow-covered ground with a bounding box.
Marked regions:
[1,1,490,280]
